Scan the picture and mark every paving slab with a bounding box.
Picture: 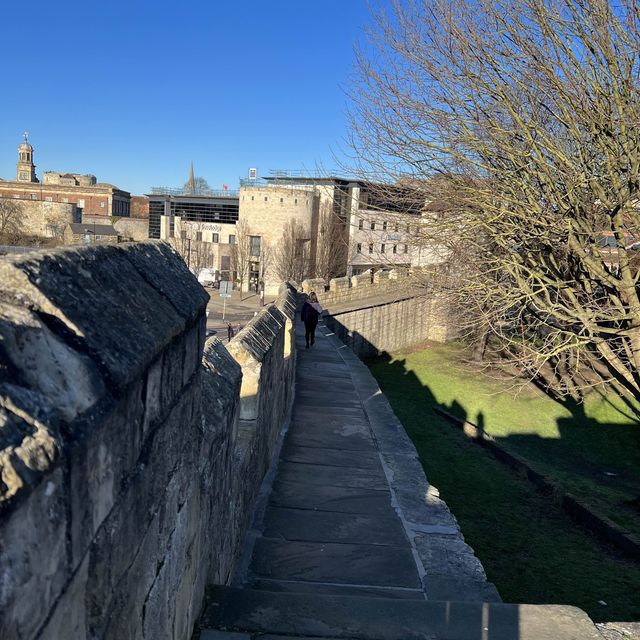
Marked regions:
[249,579,425,601]
[203,587,604,640]
[279,444,382,470]
[250,539,422,588]
[287,413,370,432]
[284,426,376,452]
[275,461,389,490]
[269,480,393,515]
[263,506,408,545]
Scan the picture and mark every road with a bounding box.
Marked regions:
[205,289,277,343]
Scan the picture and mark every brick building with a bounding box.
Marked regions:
[0,135,131,224]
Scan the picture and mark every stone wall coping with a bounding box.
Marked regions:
[322,290,427,317]
[227,305,286,365]
[0,241,207,515]
[274,282,297,321]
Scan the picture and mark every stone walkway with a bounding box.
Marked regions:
[238,318,497,602]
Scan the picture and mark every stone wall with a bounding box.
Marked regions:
[0,242,297,640]
[301,268,403,308]
[324,294,453,358]
[1,197,80,238]
[301,270,455,357]
[113,216,149,241]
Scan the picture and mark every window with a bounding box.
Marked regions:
[358,219,363,230]
[370,221,375,230]
[229,234,236,245]
[45,196,53,202]
[382,221,387,231]
[100,201,105,208]
[406,224,411,233]
[249,235,261,257]
[294,198,298,204]
[403,244,408,253]
[357,243,362,253]
[181,230,187,240]
[395,222,399,232]
[212,233,219,243]
[381,244,386,253]
[196,231,203,241]
[368,243,374,254]
[30,193,37,200]
[393,245,397,254]
[264,197,268,202]
[280,198,283,203]
[251,196,254,201]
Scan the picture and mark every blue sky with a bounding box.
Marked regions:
[0,0,378,195]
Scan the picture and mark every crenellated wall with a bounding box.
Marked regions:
[302,270,456,357]
[0,242,297,640]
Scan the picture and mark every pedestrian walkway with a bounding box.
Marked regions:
[244,321,425,598]
[198,320,604,640]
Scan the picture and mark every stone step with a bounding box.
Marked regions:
[200,586,603,640]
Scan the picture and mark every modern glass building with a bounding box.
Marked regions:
[148,191,239,239]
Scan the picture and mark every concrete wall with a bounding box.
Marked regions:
[0,242,297,640]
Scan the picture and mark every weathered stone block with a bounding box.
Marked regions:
[69,381,145,567]
[0,467,68,640]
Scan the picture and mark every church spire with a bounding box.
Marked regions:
[187,161,196,194]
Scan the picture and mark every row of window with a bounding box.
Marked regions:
[180,230,237,244]
[358,219,413,233]
[356,243,408,254]
[244,195,301,205]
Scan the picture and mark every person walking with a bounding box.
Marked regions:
[301,291,323,348]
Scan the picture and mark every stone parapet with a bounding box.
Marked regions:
[300,277,325,294]
[305,269,409,309]
[0,243,296,640]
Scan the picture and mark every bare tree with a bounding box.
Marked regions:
[0,199,24,244]
[350,0,640,402]
[315,202,349,281]
[259,239,272,290]
[273,219,311,284]
[230,219,252,296]
[182,176,214,196]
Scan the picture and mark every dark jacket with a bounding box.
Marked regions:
[301,301,321,326]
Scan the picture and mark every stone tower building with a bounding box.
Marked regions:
[16,132,38,183]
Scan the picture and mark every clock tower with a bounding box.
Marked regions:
[16,132,38,183]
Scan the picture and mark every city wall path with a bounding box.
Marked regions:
[232,318,499,602]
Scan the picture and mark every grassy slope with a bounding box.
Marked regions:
[367,343,640,622]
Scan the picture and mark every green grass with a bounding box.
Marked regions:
[367,342,640,622]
